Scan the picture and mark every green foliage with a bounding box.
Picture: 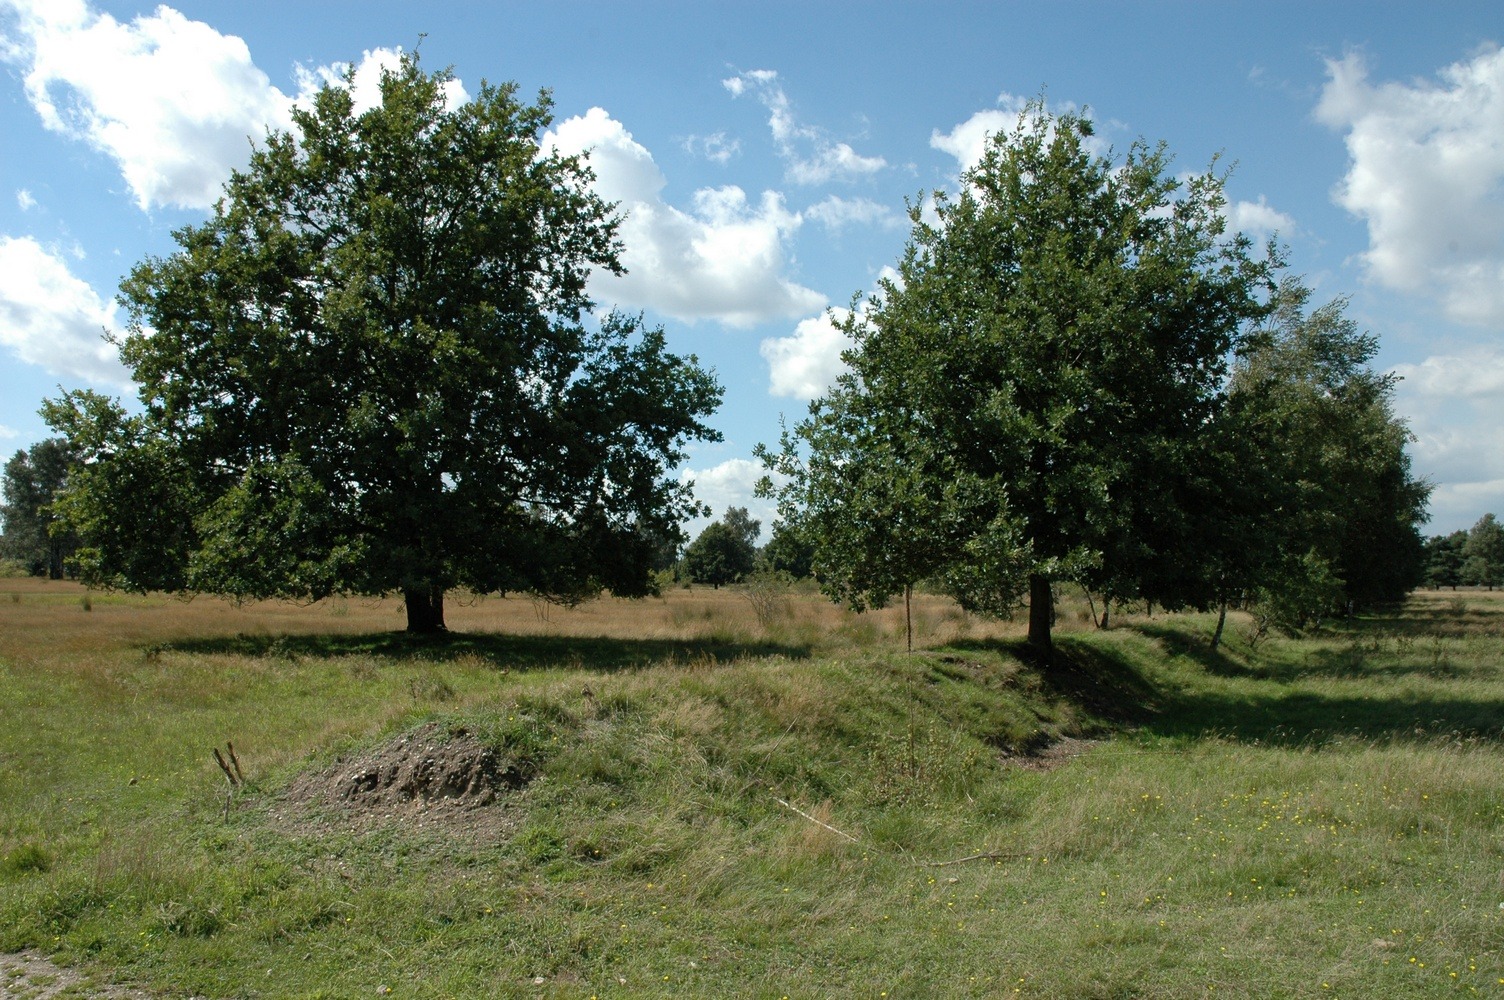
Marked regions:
[1461,513,1504,589]
[40,391,199,594]
[759,518,815,580]
[0,438,81,579]
[1224,279,1431,614]
[683,507,759,587]
[761,408,993,615]
[764,101,1277,653]
[1247,549,1346,640]
[43,53,721,630]
[1424,530,1468,590]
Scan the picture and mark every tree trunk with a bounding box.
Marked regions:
[47,541,63,580]
[404,585,446,633]
[1211,598,1228,651]
[1027,573,1053,659]
[904,583,913,654]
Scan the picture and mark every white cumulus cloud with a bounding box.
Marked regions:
[543,107,826,326]
[760,267,900,400]
[932,93,1110,176]
[723,70,886,185]
[1392,350,1504,401]
[1392,349,1504,531]
[1317,47,1504,327]
[761,310,854,399]
[805,195,903,233]
[1,0,459,212]
[15,189,36,211]
[678,457,779,542]
[2,0,295,210]
[0,235,131,386]
[931,96,1033,175]
[1228,196,1296,241]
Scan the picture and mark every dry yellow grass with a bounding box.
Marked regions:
[0,577,1034,662]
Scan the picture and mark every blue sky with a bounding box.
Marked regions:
[1,0,1500,538]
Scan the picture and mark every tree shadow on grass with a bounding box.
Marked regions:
[1322,600,1504,641]
[1133,624,1249,678]
[943,636,1163,725]
[1137,622,1497,684]
[159,629,812,673]
[946,632,1504,748]
[1144,686,1504,746]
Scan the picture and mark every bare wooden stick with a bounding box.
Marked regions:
[213,747,239,787]
[771,795,859,843]
[226,741,245,784]
[918,852,1019,867]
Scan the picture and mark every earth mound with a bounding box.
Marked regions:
[276,722,531,835]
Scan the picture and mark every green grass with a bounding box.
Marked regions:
[1,582,1501,997]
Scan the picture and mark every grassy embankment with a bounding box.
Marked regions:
[1,579,1501,998]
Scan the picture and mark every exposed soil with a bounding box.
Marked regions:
[0,951,156,999]
[1002,735,1101,771]
[271,721,532,840]
[1,726,531,999]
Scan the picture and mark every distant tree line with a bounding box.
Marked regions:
[0,439,81,579]
[672,507,812,589]
[681,507,760,588]
[1424,514,1504,590]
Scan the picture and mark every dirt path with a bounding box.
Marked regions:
[0,952,155,999]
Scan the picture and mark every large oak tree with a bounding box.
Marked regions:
[765,103,1277,656]
[45,54,721,631]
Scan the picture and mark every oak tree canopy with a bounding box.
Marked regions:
[46,53,722,631]
[762,102,1280,655]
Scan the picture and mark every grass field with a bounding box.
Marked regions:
[1,580,1501,998]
